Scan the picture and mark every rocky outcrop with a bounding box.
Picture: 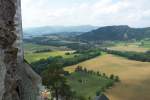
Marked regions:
[0,0,41,100]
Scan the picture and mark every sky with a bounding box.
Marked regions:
[21,0,150,28]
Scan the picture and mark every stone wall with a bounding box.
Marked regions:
[0,0,41,100]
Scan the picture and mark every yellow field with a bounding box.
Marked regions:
[109,44,149,52]
[65,54,150,100]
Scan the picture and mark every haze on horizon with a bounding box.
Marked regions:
[21,0,150,28]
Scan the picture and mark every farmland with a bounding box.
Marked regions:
[24,42,75,63]
[109,40,150,52]
[25,50,75,63]
[24,36,150,100]
[65,54,150,100]
[24,43,70,53]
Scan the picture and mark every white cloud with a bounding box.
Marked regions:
[21,0,150,28]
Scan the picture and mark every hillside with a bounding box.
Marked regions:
[23,25,98,37]
[77,25,150,41]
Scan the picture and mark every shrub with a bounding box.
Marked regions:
[115,76,120,82]
[110,74,115,80]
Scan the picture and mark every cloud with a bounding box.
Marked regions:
[21,0,150,28]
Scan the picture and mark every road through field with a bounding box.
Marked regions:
[65,54,150,100]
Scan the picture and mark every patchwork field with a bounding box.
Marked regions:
[65,54,150,100]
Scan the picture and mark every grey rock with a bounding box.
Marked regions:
[0,0,41,100]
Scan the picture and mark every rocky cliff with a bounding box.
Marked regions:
[0,0,41,100]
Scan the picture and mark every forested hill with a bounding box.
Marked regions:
[23,25,98,37]
[77,25,150,41]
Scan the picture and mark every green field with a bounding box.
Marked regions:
[66,72,114,99]
[140,39,150,48]
[24,43,52,53]
[24,43,70,53]
[25,51,75,63]
[109,41,150,52]
[24,43,75,63]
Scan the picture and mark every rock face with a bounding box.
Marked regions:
[0,0,41,100]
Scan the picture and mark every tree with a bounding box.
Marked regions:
[59,83,74,100]
[77,96,86,100]
[141,41,144,46]
[102,73,106,77]
[42,63,73,100]
[97,71,101,76]
[83,68,88,73]
[115,76,120,82]
[75,66,83,72]
[96,90,101,96]
[110,74,114,80]
[65,52,71,55]
[88,96,91,100]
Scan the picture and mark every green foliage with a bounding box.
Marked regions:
[41,63,74,100]
[102,49,150,62]
[88,96,91,100]
[139,39,150,48]
[31,49,101,74]
[66,71,115,99]
[24,36,93,51]
[97,72,101,76]
[114,76,120,82]
[34,49,52,53]
[102,73,106,77]
[41,63,64,87]
[96,91,101,96]
[65,52,71,55]
[110,74,115,80]
[76,96,86,100]
[78,25,150,42]
[24,43,53,53]
[25,51,75,63]
[66,65,119,99]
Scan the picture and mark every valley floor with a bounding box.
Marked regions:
[65,54,150,100]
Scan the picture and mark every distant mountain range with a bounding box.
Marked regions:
[77,25,150,41]
[23,25,150,41]
[23,25,98,37]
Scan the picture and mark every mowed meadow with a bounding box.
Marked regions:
[65,54,150,100]
[109,41,150,52]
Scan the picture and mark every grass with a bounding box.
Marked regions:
[65,54,150,100]
[24,43,52,53]
[109,42,150,52]
[25,51,75,63]
[140,39,150,48]
[24,42,76,63]
[24,43,70,53]
[66,72,114,99]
